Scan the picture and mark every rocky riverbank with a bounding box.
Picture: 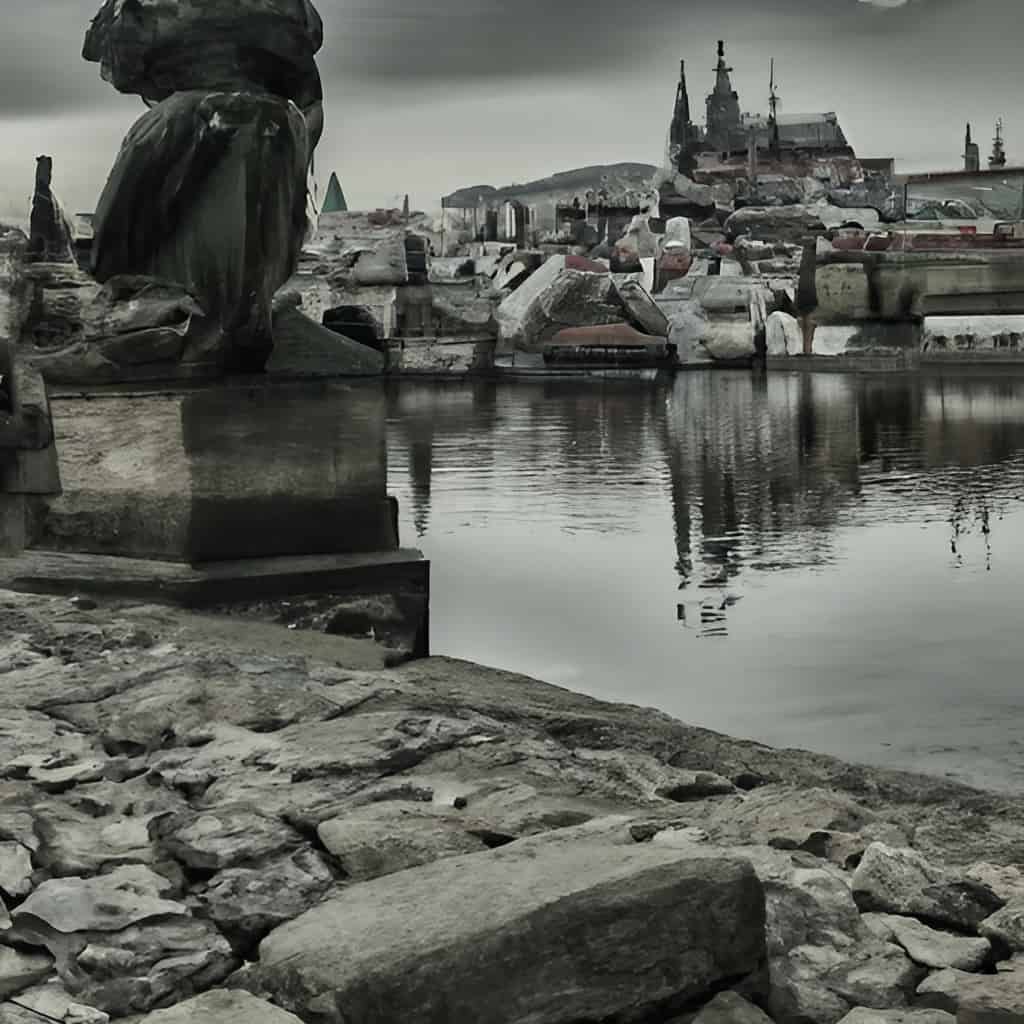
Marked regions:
[2,590,1024,1023]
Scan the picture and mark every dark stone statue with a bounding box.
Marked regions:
[82,0,326,373]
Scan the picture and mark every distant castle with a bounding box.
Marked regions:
[668,40,853,175]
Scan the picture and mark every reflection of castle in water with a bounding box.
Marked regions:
[387,374,1024,638]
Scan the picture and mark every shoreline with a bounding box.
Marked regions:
[3,589,1024,1021]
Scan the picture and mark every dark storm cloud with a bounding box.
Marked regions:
[0,0,949,117]
[320,0,945,82]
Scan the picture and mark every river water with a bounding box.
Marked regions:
[385,372,1024,793]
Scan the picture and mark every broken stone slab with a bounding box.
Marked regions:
[852,843,1004,931]
[135,989,305,1024]
[916,953,1024,1018]
[691,991,774,1024]
[316,801,490,882]
[247,837,766,1024]
[496,256,622,353]
[2,981,110,1023]
[0,947,54,999]
[11,866,183,934]
[861,913,991,970]
[614,279,669,336]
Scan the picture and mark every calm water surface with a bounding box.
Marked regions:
[385,372,1024,793]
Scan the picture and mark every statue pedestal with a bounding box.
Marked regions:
[1,378,428,660]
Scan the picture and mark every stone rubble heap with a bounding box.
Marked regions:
[2,592,1024,1021]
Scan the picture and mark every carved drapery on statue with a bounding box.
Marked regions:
[82,0,326,374]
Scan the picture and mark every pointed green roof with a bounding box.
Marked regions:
[322,172,348,213]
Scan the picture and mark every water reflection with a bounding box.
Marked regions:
[386,372,1024,790]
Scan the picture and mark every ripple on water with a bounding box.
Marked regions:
[386,373,1024,793]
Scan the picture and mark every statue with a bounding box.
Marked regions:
[82,0,326,373]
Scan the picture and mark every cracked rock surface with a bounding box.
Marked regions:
[3,591,1024,1022]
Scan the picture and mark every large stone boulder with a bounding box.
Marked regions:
[246,836,766,1023]
[496,256,622,353]
[916,953,1024,1018]
[980,901,1024,952]
[852,843,1004,930]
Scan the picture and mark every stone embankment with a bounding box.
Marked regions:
[2,591,1024,1022]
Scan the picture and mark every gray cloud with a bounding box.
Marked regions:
[0,0,955,117]
[0,0,1017,218]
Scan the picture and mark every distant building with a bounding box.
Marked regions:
[964,124,980,172]
[667,40,855,168]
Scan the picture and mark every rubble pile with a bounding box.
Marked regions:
[2,593,1024,1022]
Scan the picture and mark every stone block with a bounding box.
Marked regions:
[248,839,766,1024]
[37,383,396,562]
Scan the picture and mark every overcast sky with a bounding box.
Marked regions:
[0,0,1019,221]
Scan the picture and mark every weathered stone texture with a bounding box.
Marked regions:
[250,839,766,1024]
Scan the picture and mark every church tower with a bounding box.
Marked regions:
[705,40,742,155]
[669,60,699,175]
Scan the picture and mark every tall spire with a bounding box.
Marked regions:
[669,59,697,175]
